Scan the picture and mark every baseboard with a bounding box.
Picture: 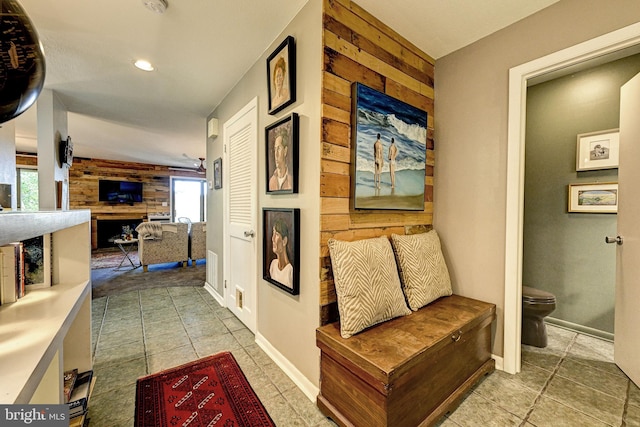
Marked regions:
[204,281,224,306]
[491,354,504,371]
[255,331,319,403]
[546,317,614,342]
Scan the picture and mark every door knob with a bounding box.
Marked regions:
[605,235,623,245]
[244,230,255,238]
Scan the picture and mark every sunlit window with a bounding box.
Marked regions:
[17,168,38,211]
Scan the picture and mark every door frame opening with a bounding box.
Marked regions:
[504,22,640,374]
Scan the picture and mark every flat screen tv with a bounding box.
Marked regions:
[99,180,143,204]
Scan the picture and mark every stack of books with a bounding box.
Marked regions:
[0,242,25,304]
[64,369,95,424]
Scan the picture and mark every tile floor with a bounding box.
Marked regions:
[438,324,640,427]
[89,285,640,427]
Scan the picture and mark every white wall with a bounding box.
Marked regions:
[0,121,16,210]
[36,90,68,210]
[434,0,640,356]
[206,0,322,392]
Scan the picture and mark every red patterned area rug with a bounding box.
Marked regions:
[135,352,275,427]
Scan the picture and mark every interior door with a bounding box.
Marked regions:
[614,72,640,387]
[223,98,258,333]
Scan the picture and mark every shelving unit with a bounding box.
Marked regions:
[0,210,92,404]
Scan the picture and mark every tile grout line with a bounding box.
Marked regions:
[173,291,207,358]
[138,290,152,375]
[92,297,110,362]
[621,380,631,427]
[520,333,579,426]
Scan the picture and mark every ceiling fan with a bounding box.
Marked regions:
[196,158,206,174]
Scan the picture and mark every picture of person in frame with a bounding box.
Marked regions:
[270,55,290,109]
[268,218,293,289]
[268,126,293,191]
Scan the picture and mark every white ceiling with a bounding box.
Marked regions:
[12,0,559,169]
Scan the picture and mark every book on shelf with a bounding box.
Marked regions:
[0,235,53,305]
[68,370,95,418]
[63,368,79,403]
[0,242,24,304]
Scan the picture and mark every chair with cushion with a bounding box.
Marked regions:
[189,222,206,266]
[136,222,189,271]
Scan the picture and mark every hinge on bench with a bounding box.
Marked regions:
[224,280,227,289]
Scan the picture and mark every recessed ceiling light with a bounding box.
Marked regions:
[134,59,154,72]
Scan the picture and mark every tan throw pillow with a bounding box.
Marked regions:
[390,230,453,311]
[328,236,411,338]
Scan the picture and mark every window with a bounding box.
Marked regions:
[17,167,38,211]
[170,177,206,222]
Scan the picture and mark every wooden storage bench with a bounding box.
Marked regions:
[316,294,496,427]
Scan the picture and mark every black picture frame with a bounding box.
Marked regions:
[267,35,296,115]
[265,112,298,194]
[263,208,300,295]
[213,157,222,189]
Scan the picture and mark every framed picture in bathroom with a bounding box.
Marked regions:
[576,129,619,171]
[568,182,618,213]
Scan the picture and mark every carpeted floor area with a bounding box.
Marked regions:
[91,249,206,299]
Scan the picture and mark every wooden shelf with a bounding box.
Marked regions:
[0,210,92,404]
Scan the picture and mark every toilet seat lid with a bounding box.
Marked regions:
[522,286,556,303]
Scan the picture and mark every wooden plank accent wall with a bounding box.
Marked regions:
[320,0,435,324]
[68,157,202,249]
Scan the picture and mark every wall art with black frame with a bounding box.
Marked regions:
[265,112,298,194]
[267,35,296,115]
[263,208,300,295]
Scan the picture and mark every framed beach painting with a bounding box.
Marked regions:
[576,129,619,171]
[267,36,296,115]
[351,82,427,210]
[263,208,300,295]
[568,182,618,213]
[265,113,299,194]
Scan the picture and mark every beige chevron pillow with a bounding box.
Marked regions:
[328,236,411,338]
[391,230,453,311]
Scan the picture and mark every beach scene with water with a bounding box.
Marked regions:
[353,83,427,210]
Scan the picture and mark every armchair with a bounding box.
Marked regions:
[190,222,206,265]
[137,222,189,272]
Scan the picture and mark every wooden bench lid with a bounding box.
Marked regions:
[316,294,495,382]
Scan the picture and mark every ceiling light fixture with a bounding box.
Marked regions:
[134,59,154,71]
[141,0,168,14]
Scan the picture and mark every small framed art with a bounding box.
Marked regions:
[213,157,222,189]
[265,113,298,194]
[263,208,300,295]
[267,36,296,115]
[576,129,619,171]
[568,182,618,213]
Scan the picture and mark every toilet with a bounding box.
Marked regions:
[522,286,557,348]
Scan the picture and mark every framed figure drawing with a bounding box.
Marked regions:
[576,129,619,171]
[263,208,300,295]
[265,113,298,194]
[267,36,296,115]
[351,82,427,210]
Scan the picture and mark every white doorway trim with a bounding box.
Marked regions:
[504,22,640,374]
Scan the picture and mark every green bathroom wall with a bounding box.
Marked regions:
[524,53,640,337]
